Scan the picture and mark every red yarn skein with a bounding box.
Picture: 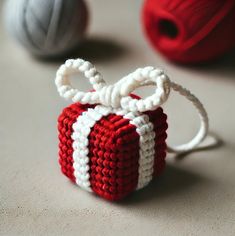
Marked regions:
[142,0,235,64]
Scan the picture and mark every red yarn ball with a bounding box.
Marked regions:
[142,0,235,64]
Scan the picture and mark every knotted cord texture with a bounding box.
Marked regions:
[58,102,167,201]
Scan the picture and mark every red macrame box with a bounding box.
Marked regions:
[58,102,167,201]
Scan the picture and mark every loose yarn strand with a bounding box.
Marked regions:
[55,58,217,155]
[167,82,209,154]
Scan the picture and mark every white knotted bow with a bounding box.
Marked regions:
[55,58,217,154]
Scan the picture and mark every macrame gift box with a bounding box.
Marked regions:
[55,59,210,201]
[58,102,168,201]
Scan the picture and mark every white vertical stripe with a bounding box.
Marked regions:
[71,105,112,192]
[71,105,155,192]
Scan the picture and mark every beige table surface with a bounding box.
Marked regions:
[1,1,235,235]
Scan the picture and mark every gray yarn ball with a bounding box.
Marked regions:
[4,0,88,57]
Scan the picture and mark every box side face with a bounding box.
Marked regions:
[146,107,168,177]
[57,103,91,182]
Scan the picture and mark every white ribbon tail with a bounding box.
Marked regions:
[167,82,218,154]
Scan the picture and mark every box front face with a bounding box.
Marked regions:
[58,102,168,200]
[88,113,140,200]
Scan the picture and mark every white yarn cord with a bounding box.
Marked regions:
[167,82,209,153]
[55,58,216,154]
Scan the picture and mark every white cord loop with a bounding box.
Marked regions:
[55,59,171,111]
[55,58,211,154]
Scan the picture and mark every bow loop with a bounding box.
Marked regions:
[55,59,171,112]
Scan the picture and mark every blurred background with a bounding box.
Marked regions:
[0,0,235,235]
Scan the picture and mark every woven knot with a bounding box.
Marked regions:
[97,85,122,108]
